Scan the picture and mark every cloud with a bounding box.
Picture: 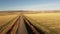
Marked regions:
[20,3,60,10]
[0,1,60,11]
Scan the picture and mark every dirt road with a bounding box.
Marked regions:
[17,16,28,34]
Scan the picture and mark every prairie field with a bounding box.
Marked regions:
[0,15,18,26]
[24,13,60,34]
[0,11,60,34]
[0,12,20,34]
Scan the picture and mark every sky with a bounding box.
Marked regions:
[0,0,60,11]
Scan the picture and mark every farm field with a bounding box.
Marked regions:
[24,13,60,34]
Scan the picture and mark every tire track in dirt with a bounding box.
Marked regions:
[23,16,45,34]
[17,16,28,34]
[6,15,45,34]
[6,16,20,34]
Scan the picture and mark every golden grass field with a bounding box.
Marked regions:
[0,15,18,26]
[0,12,20,34]
[1,11,60,34]
[24,13,60,34]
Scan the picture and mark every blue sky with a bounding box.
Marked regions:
[0,0,60,10]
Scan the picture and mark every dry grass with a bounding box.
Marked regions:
[0,12,20,34]
[0,15,18,26]
[24,13,60,34]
